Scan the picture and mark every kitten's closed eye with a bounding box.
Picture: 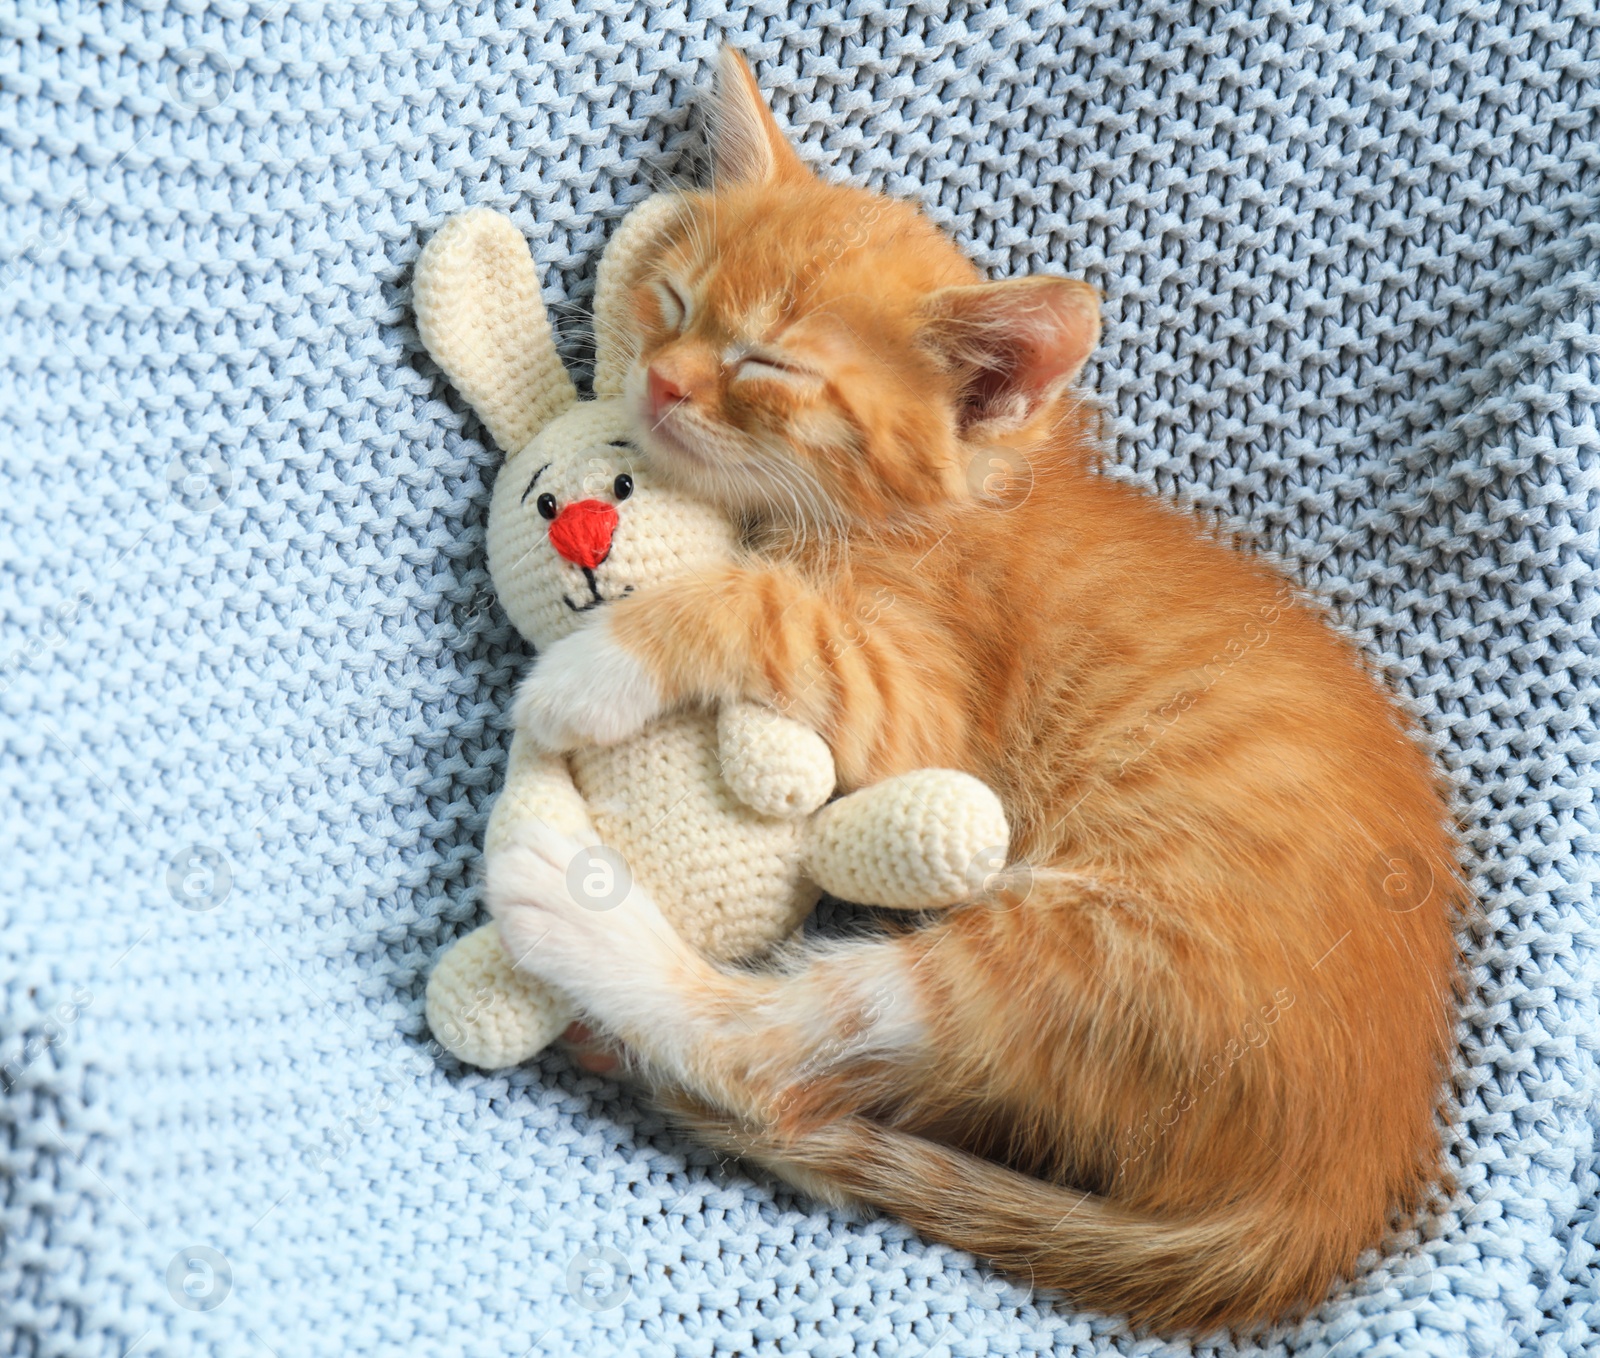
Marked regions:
[653,280,690,332]
[731,353,818,387]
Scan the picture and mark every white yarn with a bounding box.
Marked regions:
[416,201,1011,1068]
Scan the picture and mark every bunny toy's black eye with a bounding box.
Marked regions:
[613,474,634,502]
[535,492,558,520]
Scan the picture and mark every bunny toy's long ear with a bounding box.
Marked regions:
[591,194,689,398]
[413,209,577,453]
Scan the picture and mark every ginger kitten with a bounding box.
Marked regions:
[491,48,1463,1332]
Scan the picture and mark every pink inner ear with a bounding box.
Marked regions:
[1010,285,1100,396]
[1009,336,1073,400]
[925,278,1101,427]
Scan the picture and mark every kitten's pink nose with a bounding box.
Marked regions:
[647,365,688,423]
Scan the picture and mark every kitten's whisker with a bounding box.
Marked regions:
[650,397,690,434]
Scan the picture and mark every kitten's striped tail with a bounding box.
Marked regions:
[671,1108,1349,1333]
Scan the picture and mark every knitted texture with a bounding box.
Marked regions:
[424,921,572,1071]
[804,770,1012,910]
[414,200,1011,1068]
[412,209,579,458]
[0,4,1596,1357]
[717,703,838,819]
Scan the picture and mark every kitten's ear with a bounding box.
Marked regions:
[918,278,1101,434]
[710,46,808,187]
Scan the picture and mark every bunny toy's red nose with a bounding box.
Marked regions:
[547,499,619,569]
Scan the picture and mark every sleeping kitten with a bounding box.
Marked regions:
[492,48,1463,1332]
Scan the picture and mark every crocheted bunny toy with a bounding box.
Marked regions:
[414,199,1009,1069]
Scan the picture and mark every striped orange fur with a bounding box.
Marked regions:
[531,49,1464,1333]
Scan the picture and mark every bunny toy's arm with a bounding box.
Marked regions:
[715,702,837,819]
[486,728,595,854]
[802,768,1012,910]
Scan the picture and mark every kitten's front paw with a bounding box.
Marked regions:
[513,619,664,751]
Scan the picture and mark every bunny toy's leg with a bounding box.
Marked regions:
[547,769,1016,1080]
[488,818,944,1132]
[425,732,597,1067]
[425,922,577,1068]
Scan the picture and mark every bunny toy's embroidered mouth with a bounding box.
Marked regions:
[562,565,634,614]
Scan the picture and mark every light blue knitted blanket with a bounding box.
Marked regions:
[2,2,1596,1355]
